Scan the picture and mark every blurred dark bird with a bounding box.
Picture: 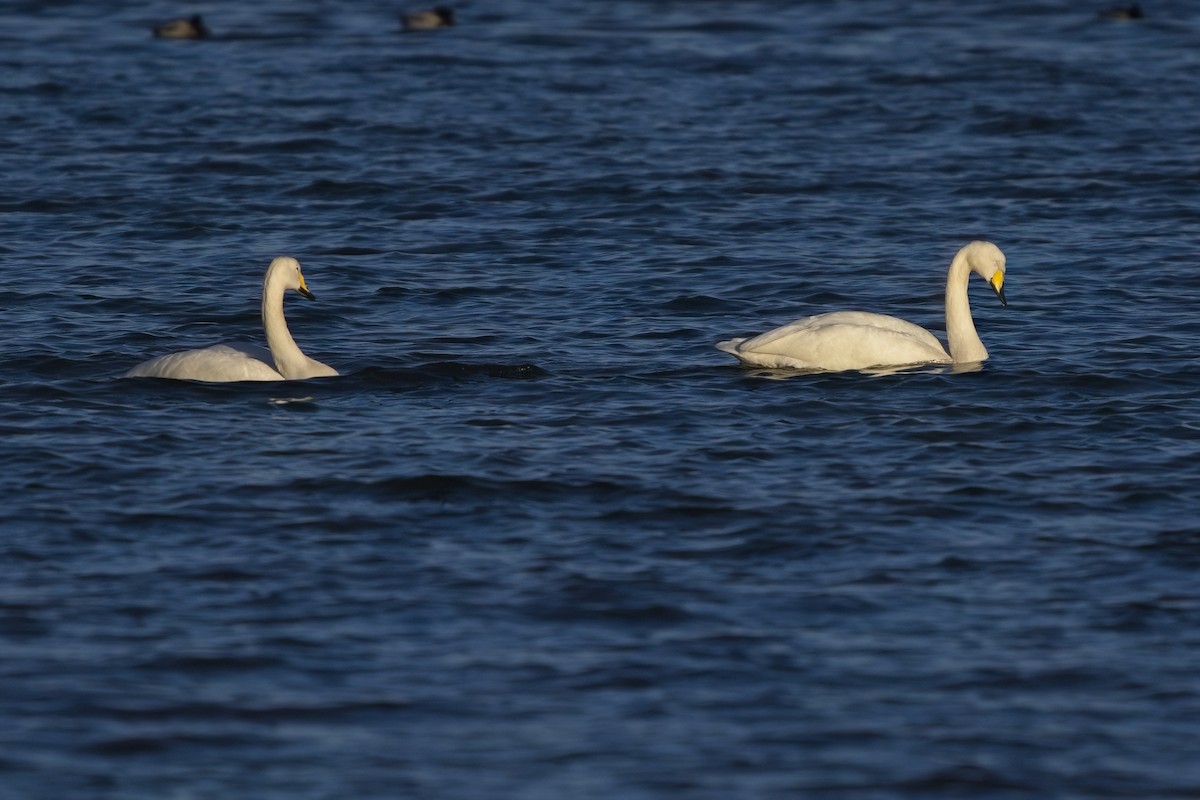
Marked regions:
[153,14,209,39]
[402,6,455,32]
[1098,4,1144,20]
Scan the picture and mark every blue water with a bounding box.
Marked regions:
[3,1,1200,797]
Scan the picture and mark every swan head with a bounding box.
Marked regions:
[963,240,1007,307]
[266,256,317,301]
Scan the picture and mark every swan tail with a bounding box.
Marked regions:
[715,338,747,356]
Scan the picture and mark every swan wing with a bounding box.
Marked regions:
[720,311,950,371]
[124,343,284,382]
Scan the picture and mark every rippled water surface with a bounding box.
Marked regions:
[4,1,1200,797]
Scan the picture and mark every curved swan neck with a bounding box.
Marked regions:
[261,271,310,379]
[944,248,988,363]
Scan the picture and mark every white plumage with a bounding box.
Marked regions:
[717,241,1007,372]
[124,256,338,383]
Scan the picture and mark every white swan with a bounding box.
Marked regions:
[716,240,1007,371]
[124,256,339,382]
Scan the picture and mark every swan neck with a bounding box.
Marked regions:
[944,250,988,363]
[261,278,309,379]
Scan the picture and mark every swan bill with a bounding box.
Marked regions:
[298,277,316,301]
[990,272,1007,307]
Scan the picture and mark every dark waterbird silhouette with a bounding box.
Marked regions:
[152,14,209,39]
[1098,4,1144,20]
[402,6,456,32]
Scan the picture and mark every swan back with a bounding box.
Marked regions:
[719,311,950,371]
[124,345,285,381]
